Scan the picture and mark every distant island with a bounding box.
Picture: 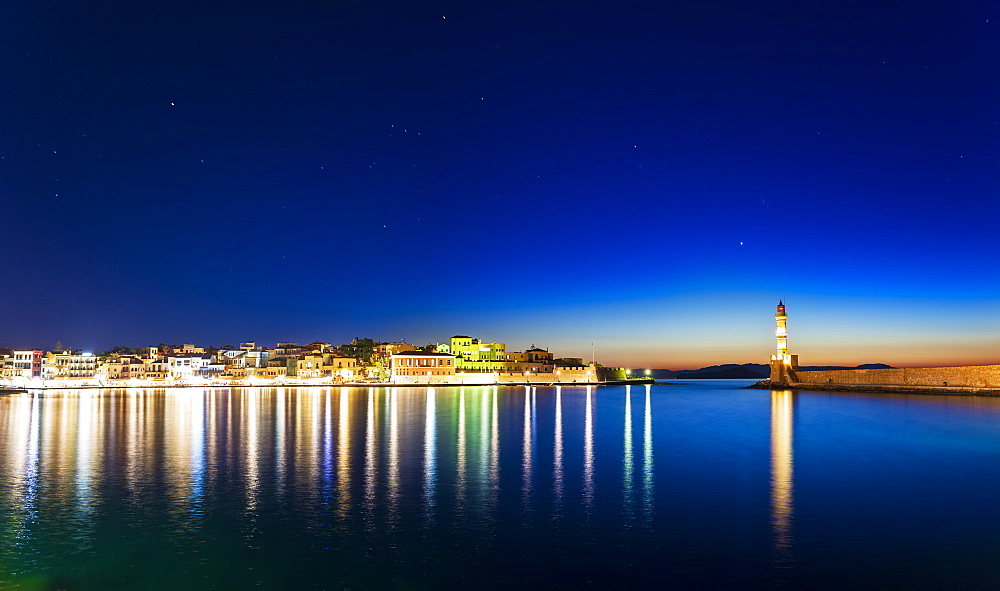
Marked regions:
[652,363,894,380]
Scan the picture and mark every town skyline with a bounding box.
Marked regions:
[3,293,997,370]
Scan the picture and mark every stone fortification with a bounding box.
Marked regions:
[792,365,1000,389]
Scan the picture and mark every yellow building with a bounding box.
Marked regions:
[374,341,417,359]
[43,350,98,381]
[505,347,555,374]
[441,335,508,372]
[248,365,288,380]
[297,353,359,381]
[98,355,168,382]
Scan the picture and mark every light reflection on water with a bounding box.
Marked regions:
[423,387,436,527]
[623,384,634,523]
[583,385,595,513]
[521,385,531,512]
[337,386,351,527]
[642,383,653,526]
[457,386,468,511]
[770,389,794,558]
[7,384,1000,588]
[553,385,564,516]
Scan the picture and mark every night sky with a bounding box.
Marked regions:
[3,0,998,368]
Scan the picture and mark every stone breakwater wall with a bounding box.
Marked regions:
[793,365,1000,389]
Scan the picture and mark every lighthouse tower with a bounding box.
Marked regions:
[769,300,798,384]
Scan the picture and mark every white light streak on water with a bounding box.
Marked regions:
[553,385,564,516]
[3,394,38,561]
[337,387,351,525]
[76,391,95,527]
[126,390,140,494]
[388,387,400,525]
[323,389,332,499]
[457,387,467,509]
[424,387,436,525]
[623,384,634,523]
[23,395,40,542]
[189,391,205,518]
[642,384,653,524]
[480,386,490,500]
[364,387,376,530]
[275,388,286,502]
[490,386,500,506]
[584,386,595,510]
[245,389,260,514]
[522,386,533,511]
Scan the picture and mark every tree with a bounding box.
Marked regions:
[373,357,390,382]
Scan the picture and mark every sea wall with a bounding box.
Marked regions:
[793,365,1000,389]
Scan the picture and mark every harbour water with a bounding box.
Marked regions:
[3,381,1000,589]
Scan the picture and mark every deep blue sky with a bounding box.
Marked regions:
[2,0,998,367]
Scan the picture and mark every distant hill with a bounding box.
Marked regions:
[676,366,768,379]
[798,363,894,371]
[653,363,894,379]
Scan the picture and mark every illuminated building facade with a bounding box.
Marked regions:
[9,350,42,379]
[505,348,555,374]
[440,336,508,372]
[42,350,98,380]
[297,353,359,380]
[390,351,457,383]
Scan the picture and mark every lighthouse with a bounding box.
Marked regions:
[774,300,787,357]
[769,300,798,384]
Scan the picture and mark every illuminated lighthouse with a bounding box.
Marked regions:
[774,300,788,357]
[769,300,798,384]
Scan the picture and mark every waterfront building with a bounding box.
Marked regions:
[221,366,247,381]
[98,354,168,382]
[248,365,288,380]
[272,342,305,357]
[441,335,508,372]
[326,356,359,379]
[42,350,98,381]
[217,348,269,370]
[374,341,417,359]
[505,347,555,374]
[0,337,619,387]
[296,353,325,378]
[166,354,214,381]
[98,355,134,381]
[297,352,360,381]
[6,350,42,379]
[390,351,457,383]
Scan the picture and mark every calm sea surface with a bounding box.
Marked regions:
[3,381,1000,589]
